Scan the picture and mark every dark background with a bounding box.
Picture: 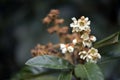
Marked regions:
[0,0,120,80]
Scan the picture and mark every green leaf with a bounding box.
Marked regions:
[74,63,104,80]
[11,66,59,80]
[94,32,119,48]
[99,56,120,64]
[58,71,72,80]
[25,55,74,69]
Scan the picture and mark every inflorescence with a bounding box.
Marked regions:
[31,9,101,64]
[60,16,101,63]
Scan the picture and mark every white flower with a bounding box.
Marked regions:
[60,44,67,54]
[67,46,74,53]
[72,39,77,45]
[90,35,96,42]
[60,44,66,49]
[70,16,91,32]
[70,17,80,32]
[88,47,98,55]
[85,47,101,63]
[81,33,89,40]
[82,40,92,48]
[78,16,91,31]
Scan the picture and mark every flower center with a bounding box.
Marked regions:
[79,21,85,26]
[90,49,96,54]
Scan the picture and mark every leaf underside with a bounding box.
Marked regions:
[25,55,74,70]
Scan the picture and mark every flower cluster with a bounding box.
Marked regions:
[60,16,101,63]
[33,10,101,64]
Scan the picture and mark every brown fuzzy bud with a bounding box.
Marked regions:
[58,27,69,34]
[43,17,51,24]
[54,19,64,24]
[50,9,59,15]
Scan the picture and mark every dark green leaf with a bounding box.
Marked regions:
[74,63,104,80]
[94,32,119,48]
[99,56,120,64]
[11,66,59,80]
[58,71,72,80]
[25,55,74,69]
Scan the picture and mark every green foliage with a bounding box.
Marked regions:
[25,55,74,69]
[11,66,59,80]
[14,32,120,80]
[94,32,120,48]
[58,71,72,80]
[99,56,120,64]
[74,63,104,80]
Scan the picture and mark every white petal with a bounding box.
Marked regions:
[83,56,86,59]
[79,52,81,55]
[62,48,67,53]
[91,60,97,63]
[83,41,92,48]
[87,42,92,48]
[80,55,83,59]
[82,51,87,54]
[90,36,96,42]
[85,17,89,21]
[87,21,90,25]
[71,17,77,21]
[70,23,74,27]
[97,53,101,59]
[86,58,89,62]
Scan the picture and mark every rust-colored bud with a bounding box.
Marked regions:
[54,19,64,24]
[50,9,60,15]
[43,17,51,24]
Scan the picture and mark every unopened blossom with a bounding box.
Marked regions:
[60,44,66,49]
[60,44,67,53]
[72,39,77,45]
[67,46,74,53]
[90,35,97,42]
[61,48,67,53]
